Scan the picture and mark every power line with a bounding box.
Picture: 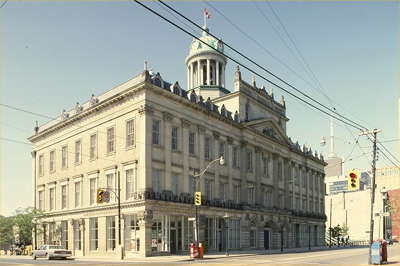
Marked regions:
[141,0,367,132]
[1,138,32,146]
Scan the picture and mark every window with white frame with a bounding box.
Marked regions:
[247,187,254,205]
[74,181,81,207]
[126,119,135,147]
[39,155,44,176]
[233,185,240,204]
[38,190,44,210]
[278,193,284,209]
[90,134,97,159]
[172,172,179,195]
[124,214,139,251]
[233,147,239,167]
[263,157,269,175]
[220,183,226,202]
[189,132,196,155]
[172,127,178,150]
[106,216,116,251]
[126,169,135,200]
[219,142,225,161]
[62,146,67,168]
[229,219,241,249]
[89,178,97,205]
[90,218,98,251]
[263,189,273,208]
[107,173,115,202]
[152,120,160,145]
[107,127,115,153]
[73,220,81,250]
[205,180,213,201]
[49,187,55,211]
[204,137,211,160]
[61,221,68,249]
[249,221,257,247]
[152,169,160,193]
[75,140,81,164]
[246,151,253,171]
[50,150,55,172]
[278,162,282,180]
[61,185,67,209]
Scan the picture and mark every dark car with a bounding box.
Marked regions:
[385,238,393,245]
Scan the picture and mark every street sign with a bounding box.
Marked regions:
[375,212,390,217]
[103,191,110,202]
[188,217,195,221]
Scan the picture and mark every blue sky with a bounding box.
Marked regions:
[1,1,399,216]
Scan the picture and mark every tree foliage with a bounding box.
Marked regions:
[0,215,15,249]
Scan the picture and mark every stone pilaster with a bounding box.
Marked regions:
[254,146,262,205]
[138,210,153,257]
[272,153,279,208]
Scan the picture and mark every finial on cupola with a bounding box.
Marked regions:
[251,75,256,87]
[280,95,285,107]
[270,87,274,98]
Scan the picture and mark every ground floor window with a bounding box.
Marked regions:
[61,221,68,249]
[229,219,241,249]
[106,216,116,251]
[73,220,81,250]
[124,214,139,252]
[205,218,221,250]
[90,218,98,251]
[250,221,257,248]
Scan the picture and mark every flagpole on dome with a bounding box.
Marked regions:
[204,6,206,26]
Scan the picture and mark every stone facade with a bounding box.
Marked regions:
[29,26,327,258]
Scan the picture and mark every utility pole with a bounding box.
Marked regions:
[360,129,380,265]
[329,198,332,248]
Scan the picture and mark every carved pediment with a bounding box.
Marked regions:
[246,118,291,145]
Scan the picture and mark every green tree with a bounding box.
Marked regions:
[340,223,350,236]
[0,215,15,250]
[12,207,47,246]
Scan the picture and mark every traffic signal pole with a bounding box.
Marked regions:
[360,129,380,265]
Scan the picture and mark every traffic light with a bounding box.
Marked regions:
[195,192,201,206]
[348,170,360,191]
[97,189,104,203]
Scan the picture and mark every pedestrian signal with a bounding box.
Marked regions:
[97,189,104,203]
[348,170,360,191]
[195,192,201,206]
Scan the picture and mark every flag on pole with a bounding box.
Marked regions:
[204,7,211,19]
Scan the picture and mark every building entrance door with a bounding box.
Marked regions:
[170,229,177,253]
[264,229,270,249]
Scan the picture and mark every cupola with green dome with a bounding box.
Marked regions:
[185,25,229,100]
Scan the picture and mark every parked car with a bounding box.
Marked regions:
[385,238,394,245]
[31,245,72,260]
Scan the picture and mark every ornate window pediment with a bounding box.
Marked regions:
[189,92,197,103]
[170,82,181,96]
[151,72,164,88]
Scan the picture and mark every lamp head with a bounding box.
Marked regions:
[219,156,224,165]
[320,136,326,146]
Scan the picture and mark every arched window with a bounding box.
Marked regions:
[173,86,180,96]
[250,221,257,248]
[154,78,161,87]
[205,101,212,110]
[190,93,197,103]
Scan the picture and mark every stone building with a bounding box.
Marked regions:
[28,25,327,258]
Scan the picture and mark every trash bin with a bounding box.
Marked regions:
[198,243,204,259]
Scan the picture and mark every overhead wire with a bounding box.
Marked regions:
[142,0,367,132]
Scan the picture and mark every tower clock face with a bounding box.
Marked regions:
[216,41,223,52]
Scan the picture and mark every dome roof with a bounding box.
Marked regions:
[189,25,224,55]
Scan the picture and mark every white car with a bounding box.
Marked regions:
[31,245,72,260]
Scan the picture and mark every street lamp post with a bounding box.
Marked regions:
[381,187,388,240]
[223,213,230,256]
[193,157,224,248]
[33,218,37,250]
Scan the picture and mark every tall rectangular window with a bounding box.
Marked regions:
[107,174,115,202]
[61,221,68,249]
[279,194,284,209]
[107,127,115,153]
[219,142,225,161]
[278,162,282,180]
[246,151,253,172]
[126,120,135,147]
[189,176,194,197]
[126,169,135,200]
[152,120,160,145]
[220,183,226,202]
[205,180,213,201]
[189,132,196,155]
[124,215,139,252]
[172,173,178,196]
[90,178,96,205]
[264,190,273,208]
[38,190,44,210]
[152,169,160,193]
[106,216,116,251]
[247,187,254,205]
[90,134,97,159]
[75,140,81,164]
[61,185,67,209]
[172,127,178,150]
[61,146,67,168]
[233,185,240,204]
[73,220,81,250]
[49,150,55,172]
[49,187,55,211]
[263,157,269,175]
[204,137,211,160]
[39,155,44,176]
[90,218,98,251]
[74,182,81,207]
[233,147,239,167]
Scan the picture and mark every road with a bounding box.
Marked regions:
[1,244,398,265]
